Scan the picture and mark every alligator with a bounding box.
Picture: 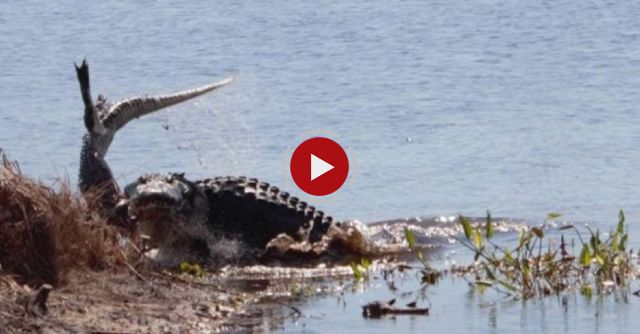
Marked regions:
[120,173,336,262]
[75,61,340,263]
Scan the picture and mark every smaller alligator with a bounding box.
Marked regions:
[75,60,233,228]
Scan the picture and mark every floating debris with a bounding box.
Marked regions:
[362,299,429,318]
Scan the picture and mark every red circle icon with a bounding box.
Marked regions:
[290,137,349,196]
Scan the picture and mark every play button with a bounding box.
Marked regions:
[310,154,333,181]
[290,137,349,196]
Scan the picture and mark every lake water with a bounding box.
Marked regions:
[1,1,639,333]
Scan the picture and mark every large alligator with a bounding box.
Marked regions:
[75,61,340,263]
[120,173,338,262]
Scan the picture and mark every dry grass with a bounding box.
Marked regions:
[0,151,279,332]
[0,150,127,287]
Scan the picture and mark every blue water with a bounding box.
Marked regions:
[1,1,640,332]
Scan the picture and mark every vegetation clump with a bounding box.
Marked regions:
[456,211,637,299]
[178,261,206,277]
[362,211,638,303]
[349,257,372,281]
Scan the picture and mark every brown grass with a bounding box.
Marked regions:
[0,151,126,287]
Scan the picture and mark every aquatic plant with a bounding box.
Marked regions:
[404,227,440,285]
[456,211,636,299]
[178,261,205,277]
[350,257,372,280]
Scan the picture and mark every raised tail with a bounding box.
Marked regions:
[102,75,235,131]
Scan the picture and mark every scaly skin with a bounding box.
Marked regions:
[74,60,233,226]
[197,176,334,248]
[123,174,336,252]
[74,61,338,259]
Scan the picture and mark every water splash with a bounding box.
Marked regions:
[259,216,527,264]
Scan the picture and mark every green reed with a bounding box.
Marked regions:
[456,210,636,299]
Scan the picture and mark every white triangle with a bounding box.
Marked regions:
[310,154,334,181]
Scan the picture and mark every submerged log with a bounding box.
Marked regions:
[362,299,429,318]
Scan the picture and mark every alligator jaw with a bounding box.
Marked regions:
[122,173,210,249]
[124,183,183,222]
[124,192,185,248]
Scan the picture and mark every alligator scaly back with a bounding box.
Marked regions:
[197,176,335,249]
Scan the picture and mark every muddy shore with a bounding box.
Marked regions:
[0,153,308,333]
[0,265,331,333]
